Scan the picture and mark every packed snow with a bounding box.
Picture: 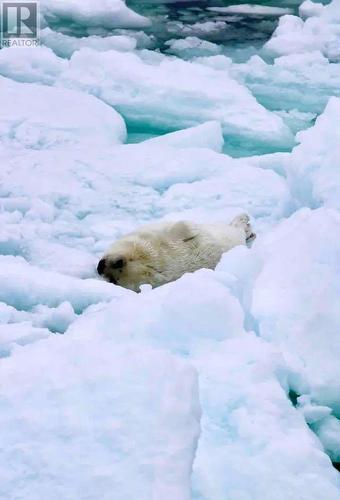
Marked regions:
[0,76,126,150]
[0,0,340,498]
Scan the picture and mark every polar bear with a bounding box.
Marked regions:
[97,213,255,292]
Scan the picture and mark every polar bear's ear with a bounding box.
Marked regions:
[169,221,197,242]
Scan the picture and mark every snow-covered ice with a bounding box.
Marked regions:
[1,0,340,497]
[252,208,340,415]
[0,76,126,150]
[165,37,222,58]
[0,46,66,84]
[0,336,200,500]
[285,97,340,210]
[208,4,294,16]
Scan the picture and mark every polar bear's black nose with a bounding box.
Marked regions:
[97,258,106,275]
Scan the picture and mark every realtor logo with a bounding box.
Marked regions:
[1,2,39,46]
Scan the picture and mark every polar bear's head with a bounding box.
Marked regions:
[97,236,164,292]
[97,221,197,292]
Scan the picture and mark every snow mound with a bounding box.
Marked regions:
[0,76,126,150]
[41,0,151,29]
[285,96,340,210]
[0,335,200,500]
[252,208,340,416]
[0,46,66,84]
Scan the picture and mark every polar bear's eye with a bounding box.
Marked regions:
[183,235,196,243]
[110,258,125,269]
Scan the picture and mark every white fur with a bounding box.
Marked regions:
[98,213,255,292]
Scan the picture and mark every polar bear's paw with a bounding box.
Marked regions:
[230,213,256,244]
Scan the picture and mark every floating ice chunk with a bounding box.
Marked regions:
[208,4,293,16]
[143,121,224,152]
[264,0,340,60]
[112,29,156,50]
[58,48,293,147]
[177,20,228,37]
[68,269,245,352]
[0,46,66,85]
[285,96,340,210]
[165,37,222,58]
[274,50,329,70]
[0,256,130,313]
[264,15,324,57]
[299,0,325,19]
[40,0,151,29]
[252,208,340,416]
[0,76,126,150]
[41,27,136,58]
[0,336,199,500]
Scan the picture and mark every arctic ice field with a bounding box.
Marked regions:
[0,0,340,498]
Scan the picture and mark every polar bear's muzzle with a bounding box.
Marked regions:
[97,257,125,285]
